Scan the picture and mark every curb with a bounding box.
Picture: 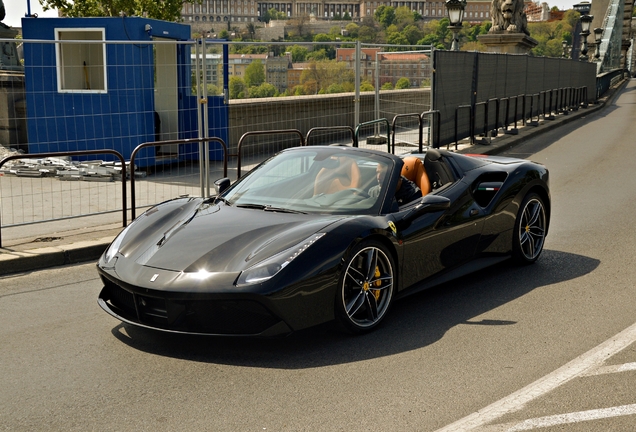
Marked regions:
[0,238,112,276]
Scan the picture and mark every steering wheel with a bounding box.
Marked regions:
[329,188,370,204]
[348,188,370,199]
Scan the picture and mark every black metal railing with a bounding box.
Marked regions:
[450,85,594,148]
[0,149,127,248]
[305,126,355,147]
[235,130,305,179]
[129,137,228,220]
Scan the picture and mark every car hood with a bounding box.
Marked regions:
[118,199,343,273]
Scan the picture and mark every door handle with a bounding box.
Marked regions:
[469,209,479,217]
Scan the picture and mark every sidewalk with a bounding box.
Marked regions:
[0,79,629,276]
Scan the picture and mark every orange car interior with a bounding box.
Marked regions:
[401,156,431,195]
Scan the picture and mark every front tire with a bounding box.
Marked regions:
[336,240,395,334]
[512,193,547,264]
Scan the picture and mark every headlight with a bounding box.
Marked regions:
[236,233,325,286]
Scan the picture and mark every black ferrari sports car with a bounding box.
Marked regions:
[97,145,549,336]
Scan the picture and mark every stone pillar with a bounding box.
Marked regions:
[477,33,538,54]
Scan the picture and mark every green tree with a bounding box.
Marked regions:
[381,82,394,90]
[374,5,396,28]
[386,31,410,49]
[300,60,354,94]
[394,6,415,30]
[325,83,345,94]
[358,20,381,43]
[360,81,374,92]
[268,7,287,21]
[248,83,277,98]
[345,23,359,38]
[245,23,257,41]
[40,0,194,21]
[244,59,265,87]
[563,10,580,28]
[229,76,245,99]
[529,19,574,57]
[288,45,309,62]
[306,49,328,61]
[395,77,410,89]
[313,33,336,58]
[402,24,423,45]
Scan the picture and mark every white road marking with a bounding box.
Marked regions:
[583,361,636,377]
[497,404,636,431]
[435,321,636,432]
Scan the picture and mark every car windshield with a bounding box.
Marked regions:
[222,148,393,215]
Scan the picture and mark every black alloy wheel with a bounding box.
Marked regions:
[336,240,395,333]
[513,193,547,264]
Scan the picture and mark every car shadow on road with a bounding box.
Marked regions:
[110,249,599,368]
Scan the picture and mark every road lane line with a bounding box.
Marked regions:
[504,404,636,431]
[435,321,636,432]
[583,361,636,377]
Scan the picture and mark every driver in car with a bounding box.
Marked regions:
[369,163,422,206]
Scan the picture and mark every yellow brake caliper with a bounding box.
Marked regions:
[373,266,382,301]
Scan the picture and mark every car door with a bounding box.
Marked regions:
[395,180,486,289]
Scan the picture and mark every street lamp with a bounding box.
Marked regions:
[579,14,593,61]
[593,27,603,61]
[445,0,466,51]
[562,40,568,58]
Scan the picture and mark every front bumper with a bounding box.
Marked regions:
[98,274,292,337]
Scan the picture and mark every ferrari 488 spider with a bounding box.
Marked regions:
[97,146,549,336]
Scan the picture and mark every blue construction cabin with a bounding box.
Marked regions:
[21,16,228,168]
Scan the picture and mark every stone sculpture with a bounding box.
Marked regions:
[489,0,529,35]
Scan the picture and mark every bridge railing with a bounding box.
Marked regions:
[596,69,626,99]
[447,86,593,149]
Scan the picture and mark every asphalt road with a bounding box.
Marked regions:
[1,81,636,431]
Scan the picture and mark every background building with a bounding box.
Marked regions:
[181,0,494,28]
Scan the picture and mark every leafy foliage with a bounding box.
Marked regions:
[395,77,410,89]
[244,59,265,87]
[39,0,194,21]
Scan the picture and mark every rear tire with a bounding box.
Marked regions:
[335,240,395,334]
[512,193,546,264]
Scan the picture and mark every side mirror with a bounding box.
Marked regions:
[214,177,231,195]
[403,194,450,222]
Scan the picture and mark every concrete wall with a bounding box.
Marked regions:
[228,88,430,149]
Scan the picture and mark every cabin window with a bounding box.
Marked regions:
[56,28,107,93]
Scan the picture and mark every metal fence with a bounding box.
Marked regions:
[432,51,598,148]
[0,37,434,235]
[4,35,622,241]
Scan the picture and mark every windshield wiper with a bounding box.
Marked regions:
[264,206,306,214]
[236,203,306,214]
[236,203,266,210]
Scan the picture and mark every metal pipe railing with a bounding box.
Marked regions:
[235,130,305,180]
[391,113,422,154]
[305,126,355,147]
[129,137,228,220]
[354,119,391,153]
[420,110,441,150]
[0,149,127,248]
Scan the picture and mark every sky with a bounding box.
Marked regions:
[2,0,583,28]
[5,0,59,27]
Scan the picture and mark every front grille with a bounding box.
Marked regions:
[100,279,280,335]
[103,279,135,315]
